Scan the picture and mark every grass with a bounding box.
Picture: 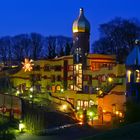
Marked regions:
[83,122,140,140]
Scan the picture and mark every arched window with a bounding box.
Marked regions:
[127,70,131,83]
[135,70,140,83]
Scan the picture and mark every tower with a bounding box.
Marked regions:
[72,8,90,91]
[126,41,140,102]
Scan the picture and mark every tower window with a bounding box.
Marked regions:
[136,70,140,83]
[127,70,131,83]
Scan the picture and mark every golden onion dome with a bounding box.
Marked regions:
[73,8,90,33]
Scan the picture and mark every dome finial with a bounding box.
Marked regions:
[79,8,84,15]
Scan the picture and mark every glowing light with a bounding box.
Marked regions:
[99,90,103,95]
[79,114,83,119]
[89,112,94,117]
[103,110,106,113]
[22,58,34,72]
[119,112,123,117]
[29,94,33,98]
[79,122,83,125]
[61,88,64,93]
[30,87,33,92]
[96,87,99,91]
[77,106,80,110]
[62,104,67,110]
[16,90,20,96]
[116,111,119,115]
[108,77,113,83]
[127,70,131,82]
[19,121,25,132]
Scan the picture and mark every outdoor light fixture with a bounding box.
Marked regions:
[61,88,64,93]
[89,112,94,117]
[30,87,33,92]
[19,120,25,132]
[29,94,33,98]
[77,106,80,110]
[22,58,34,72]
[108,77,113,83]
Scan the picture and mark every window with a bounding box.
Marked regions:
[36,84,41,92]
[54,65,61,71]
[88,75,92,85]
[84,101,88,108]
[68,65,73,71]
[77,100,81,107]
[127,70,131,83]
[136,70,140,83]
[57,75,61,81]
[89,100,94,107]
[69,75,73,80]
[44,65,50,71]
[51,75,55,82]
[37,74,41,81]
[33,65,40,71]
[69,84,73,90]
[52,85,55,92]
[77,100,84,107]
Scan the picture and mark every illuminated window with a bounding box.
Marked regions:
[69,84,73,90]
[89,100,94,107]
[77,100,81,107]
[91,62,100,71]
[77,100,84,107]
[68,65,73,71]
[84,101,88,108]
[80,100,83,107]
[136,70,140,83]
[127,70,131,83]
[52,86,55,92]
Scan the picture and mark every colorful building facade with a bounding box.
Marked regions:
[9,8,126,122]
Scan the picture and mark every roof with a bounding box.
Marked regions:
[72,8,90,33]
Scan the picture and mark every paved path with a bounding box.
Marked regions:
[16,124,103,140]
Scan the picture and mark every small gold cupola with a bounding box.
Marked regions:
[72,8,90,33]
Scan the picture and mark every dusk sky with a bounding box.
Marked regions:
[0,0,140,44]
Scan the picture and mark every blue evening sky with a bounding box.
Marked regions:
[0,0,140,44]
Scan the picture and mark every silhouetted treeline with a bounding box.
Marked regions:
[0,33,72,65]
[92,17,140,63]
